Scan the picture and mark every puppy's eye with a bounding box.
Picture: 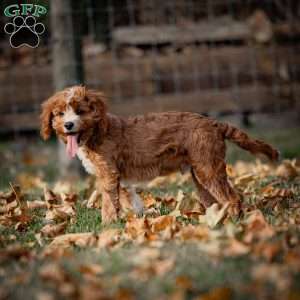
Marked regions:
[58,112,64,116]
[76,109,84,115]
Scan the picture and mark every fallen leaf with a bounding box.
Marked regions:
[40,222,67,238]
[196,287,232,300]
[0,244,32,262]
[275,161,298,179]
[43,188,60,207]
[252,263,291,291]
[96,228,121,248]
[223,239,250,256]
[243,210,275,243]
[176,275,193,290]
[36,291,55,300]
[39,263,66,283]
[177,224,209,241]
[253,241,281,261]
[142,193,157,208]
[261,184,293,199]
[199,203,229,228]
[125,216,149,240]
[150,215,176,232]
[79,264,104,276]
[27,200,47,210]
[86,190,100,208]
[46,233,97,251]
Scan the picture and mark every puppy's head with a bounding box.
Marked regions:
[40,86,108,156]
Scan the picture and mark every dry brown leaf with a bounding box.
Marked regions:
[131,256,175,280]
[150,215,176,232]
[43,188,60,207]
[86,190,100,208]
[243,210,275,243]
[224,239,250,256]
[199,203,229,228]
[53,181,73,194]
[36,291,55,300]
[35,233,44,247]
[0,185,32,228]
[0,244,32,262]
[79,280,106,300]
[96,228,121,248]
[252,264,291,291]
[45,208,69,222]
[27,200,47,210]
[285,250,300,270]
[39,263,66,283]
[177,224,209,241]
[234,173,257,186]
[125,216,149,239]
[275,161,298,179]
[79,264,104,276]
[178,192,203,218]
[114,288,136,300]
[46,204,76,222]
[46,233,98,252]
[40,222,67,238]
[132,248,160,266]
[61,193,77,204]
[253,241,281,261]
[142,193,157,208]
[170,190,185,217]
[261,184,293,199]
[168,289,186,300]
[196,287,232,300]
[176,275,193,290]
[153,257,175,275]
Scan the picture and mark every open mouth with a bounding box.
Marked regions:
[66,132,82,158]
[66,132,81,143]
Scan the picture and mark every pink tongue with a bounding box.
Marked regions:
[66,135,78,159]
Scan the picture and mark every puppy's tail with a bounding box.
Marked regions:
[220,123,279,161]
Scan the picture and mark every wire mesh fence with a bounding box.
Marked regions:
[0,0,299,136]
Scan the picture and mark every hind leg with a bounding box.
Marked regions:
[193,162,241,215]
[191,169,217,208]
[188,133,241,215]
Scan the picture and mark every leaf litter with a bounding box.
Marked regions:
[0,159,300,299]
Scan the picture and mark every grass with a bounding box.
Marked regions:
[1,175,300,299]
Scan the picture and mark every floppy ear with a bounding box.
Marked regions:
[40,97,55,140]
[85,89,108,134]
[40,91,64,140]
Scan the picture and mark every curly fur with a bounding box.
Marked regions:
[40,85,279,223]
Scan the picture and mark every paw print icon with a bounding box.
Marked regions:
[4,16,45,48]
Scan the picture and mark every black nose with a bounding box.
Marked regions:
[64,122,74,130]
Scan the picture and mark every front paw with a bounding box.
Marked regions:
[101,211,118,224]
[101,207,119,224]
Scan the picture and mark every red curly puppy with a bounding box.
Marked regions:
[40,86,279,223]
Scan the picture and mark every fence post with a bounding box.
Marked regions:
[50,0,84,89]
[50,0,84,176]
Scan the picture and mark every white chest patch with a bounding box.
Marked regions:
[77,147,96,175]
